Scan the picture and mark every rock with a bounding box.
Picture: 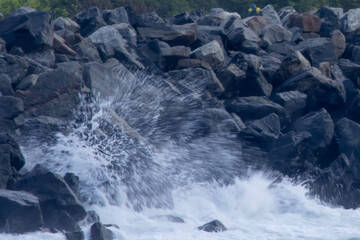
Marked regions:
[244,16,269,36]
[278,6,297,26]
[0,74,13,96]
[0,190,42,233]
[190,40,224,68]
[0,96,24,119]
[26,46,55,68]
[75,7,106,37]
[65,231,85,240]
[268,130,314,176]
[102,7,129,25]
[197,220,227,232]
[261,23,292,48]
[258,55,282,83]
[318,62,331,79]
[112,23,137,47]
[0,38,6,53]
[288,13,322,33]
[331,30,346,58]
[197,9,240,26]
[137,23,197,47]
[55,29,83,47]
[54,17,80,32]
[272,91,307,123]
[292,108,334,163]
[216,63,246,97]
[339,59,360,87]
[82,211,100,225]
[90,222,114,240]
[224,96,285,122]
[0,54,29,86]
[15,164,86,231]
[0,144,12,188]
[297,38,338,67]
[55,61,83,80]
[0,11,53,53]
[266,41,296,56]
[290,27,304,44]
[134,12,165,27]
[176,59,211,69]
[9,6,36,17]
[53,33,77,56]
[170,12,197,25]
[191,25,226,49]
[73,38,102,63]
[317,6,343,37]
[340,8,360,43]
[239,113,280,151]
[0,134,25,171]
[335,118,360,160]
[277,67,345,110]
[260,4,282,25]
[64,173,80,198]
[15,74,38,91]
[160,45,191,70]
[348,45,360,65]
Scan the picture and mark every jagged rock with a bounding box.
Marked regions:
[239,113,280,151]
[268,130,314,176]
[244,16,269,36]
[197,8,240,26]
[134,12,165,27]
[0,134,25,171]
[160,45,191,70]
[65,231,85,240]
[15,74,38,91]
[216,63,246,97]
[90,222,114,240]
[301,32,320,40]
[288,13,322,33]
[73,38,102,63]
[0,54,29,86]
[54,17,81,32]
[15,164,86,231]
[224,96,285,122]
[272,91,307,123]
[191,25,226,49]
[64,173,80,198]
[278,6,297,26]
[261,23,292,48]
[26,47,55,68]
[340,8,360,44]
[277,67,345,110]
[197,220,227,232]
[53,33,76,56]
[297,38,338,67]
[317,6,343,37]
[0,11,53,53]
[9,6,36,17]
[260,4,282,25]
[331,30,346,58]
[75,7,106,37]
[0,190,42,233]
[137,23,197,47]
[102,7,129,25]
[339,59,360,87]
[112,23,137,47]
[190,40,224,68]
[259,55,282,83]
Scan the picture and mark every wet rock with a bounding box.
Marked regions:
[297,38,338,67]
[15,164,86,231]
[82,211,100,225]
[0,134,25,171]
[102,7,129,25]
[317,6,343,37]
[54,17,80,32]
[288,13,322,33]
[277,67,345,110]
[90,222,114,240]
[260,4,281,25]
[64,173,80,199]
[75,7,106,37]
[224,96,285,122]
[65,231,85,240]
[239,113,280,151]
[331,30,346,58]
[261,23,292,48]
[0,11,53,53]
[197,219,227,232]
[190,40,224,68]
[0,38,6,53]
[272,91,307,123]
[278,6,297,26]
[0,190,42,233]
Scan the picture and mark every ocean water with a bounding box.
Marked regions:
[2,66,360,240]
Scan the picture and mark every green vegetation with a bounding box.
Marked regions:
[0,0,359,18]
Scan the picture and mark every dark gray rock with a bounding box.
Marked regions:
[190,40,224,68]
[73,38,102,63]
[297,38,338,67]
[0,134,25,171]
[82,210,100,226]
[0,144,12,188]
[0,11,53,53]
[55,29,83,47]
[261,23,292,48]
[216,63,246,97]
[317,6,343,37]
[244,16,269,36]
[278,6,297,26]
[65,231,85,240]
[197,9,240,26]
[0,38,6,53]
[26,47,55,68]
[102,7,129,25]
[134,12,165,27]
[90,222,114,240]
[258,55,282,83]
[331,30,346,58]
[170,12,197,25]
[224,96,285,122]
[339,59,360,88]
[54,17,81,32]
[272,91,307,123]
[239,113,280,151]
[191,25,226,50]
[112,23,137,47]
[266,41,296,56]
[335,118,360,160]
[64,173,80,198]
[260,4,281,25]
[0,96,23,120]
[0,190,42,233]
[0,54,29,86]
[340,8,360,44]
[276,67,346,110]
[197,219,227,232]
[15,74,38,91]
[75,7,106,37]
[0,74,13,96]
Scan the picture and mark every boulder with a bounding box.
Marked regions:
[258,55,282,83]
[0,54,29,86]
[64,173,80,198]
[288,13,322,33]
[0,134,25,171]
[54,17,81,32]
[9,6,36,17]
[0,38,6,53]
[15,74,38,91]
[244,16,269,36]
[170,12,198,25]
[331,30,346,58]
[0,74,13,96]
[339,59,360,87]
[277,67,346,110]
[73,38,102,63]
[297,38,338,67]
[224,96,285,122]
[272,91,307,123]
[239,113,280,151]
[272,51,310,87]
[335,118,360,160]
[102,7,129,25]
[0,11,53,53]
[190,40,224,68]
[261,23,292,48]
[134,12,165,27]
[0,96,24,120]
[266,41,296,56]
[290,27,304,44]
[74,7,106,37]
[176,59,211,69]
[216,63,246,97]
[278,6,297,26]
[151,215,185,223]
[260,4,282,25]
[112,23,137,47]
[53,33,77,56]
[15,164,86,231]
[26,47,55,68]
[55,29,83,47]
[137,23,197,47]
[197,220,227,232]
[348,45,360,65]
[340,8,360,43]
[90,222,114,240]
[0,190,42,233]
[191,25,226,49]
[317,6,343,37]
[65,231,85,240]
[197,8,240,26]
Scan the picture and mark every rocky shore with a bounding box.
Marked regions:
[0,3,360,239]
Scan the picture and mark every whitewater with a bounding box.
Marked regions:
[2,65,360,240]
